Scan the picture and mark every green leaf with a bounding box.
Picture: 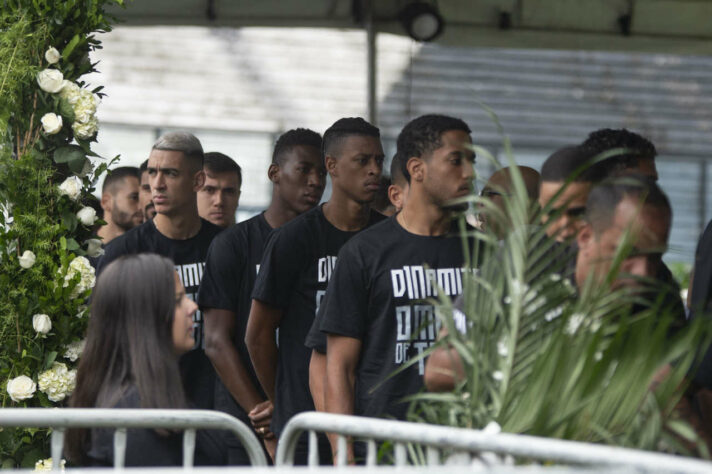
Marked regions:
[58,98,75,123]
[62,34,81,59]
[61,211,77,232]
[65,238,79,251]
[42,351,57,370]
[68,157,87,174]
[20,447,45,468]
[53,145,85,164]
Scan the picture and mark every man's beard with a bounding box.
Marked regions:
[112,205,138,231]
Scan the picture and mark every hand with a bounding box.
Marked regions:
[248,400,274,430]
[263,436,278,462]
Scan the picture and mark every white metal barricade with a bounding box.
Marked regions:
[0,408,267,469]
[275,412,712,473]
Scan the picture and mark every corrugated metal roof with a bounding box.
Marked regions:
[89,26,712,262]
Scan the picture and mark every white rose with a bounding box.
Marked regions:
[85,238,104,257]
[76,207,97,226]
[58,176,81,200]
[19,250,36,269]
[6,375,36,402]
[32,313,52,335]
[45,47,61,65]
[37,69,64,93]
[40,113,63,135]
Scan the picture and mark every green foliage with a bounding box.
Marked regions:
[406,147,711,461]
[668,261,692,292]
[0,0,124,467]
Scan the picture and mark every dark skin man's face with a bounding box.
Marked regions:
[420,130,475,211]
[327,135,384,204]
[273,144,326,214]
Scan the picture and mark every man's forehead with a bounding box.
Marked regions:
[439,129,472,148]
[340,134,383,155]
[539,181,589,207]
[204,170,240,187]
[609,198,670,244]
[148,149,187,167]
[285,144,321,164]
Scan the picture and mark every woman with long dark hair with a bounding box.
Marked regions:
[66,253,222,465]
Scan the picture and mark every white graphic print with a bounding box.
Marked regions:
[315,256,338,314]
[318,256,338,283]
[391,265,471,375]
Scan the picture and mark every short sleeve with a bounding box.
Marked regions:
[305,295,328,352]
[319,242,369,339]
[197,231,244,311]
[251,225,308,309]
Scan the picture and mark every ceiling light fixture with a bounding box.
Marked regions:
[398,2,444,42]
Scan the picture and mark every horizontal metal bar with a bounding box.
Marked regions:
[277,412,712,472]
[0,408,267,466]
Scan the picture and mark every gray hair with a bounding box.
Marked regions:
[152,131,204,169]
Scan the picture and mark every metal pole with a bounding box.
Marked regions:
[365,0,377,125]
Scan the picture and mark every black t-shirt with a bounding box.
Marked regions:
[319,216,471,421]
[197,213,272,421]
[251,205,384,435]
[96,218,223,409]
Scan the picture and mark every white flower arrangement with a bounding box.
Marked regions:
[32,314,51,335]
[6,375,36,402]
[38,362,76,402]
[62,256,96,297]
[58,176,82,200]
[19,250,36,269]
[63,340,85,362]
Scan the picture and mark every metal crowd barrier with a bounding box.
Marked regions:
[0,408,268,469]
[275,412,712,473]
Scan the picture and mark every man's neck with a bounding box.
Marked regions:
[97,221,123,245]
[263,193,301,229]
[322,190,371,232]
[396,190,452,236]
[153,211,202,240]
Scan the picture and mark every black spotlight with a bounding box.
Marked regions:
[398,2,445,42]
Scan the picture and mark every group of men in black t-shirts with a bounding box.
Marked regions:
[96,114,709,463]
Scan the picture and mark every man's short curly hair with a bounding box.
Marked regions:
[396,114,472,182]
[580,128,657,178]
[272,128,323,165]
[322,117,380,161]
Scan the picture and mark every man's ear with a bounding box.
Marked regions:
[100,192,112,213]
[406,157,424,182]
[387,185,402,211]
[268,163,280,184]
[577,222,594,253]
[325,155,337,178]
[193,169,206,192]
